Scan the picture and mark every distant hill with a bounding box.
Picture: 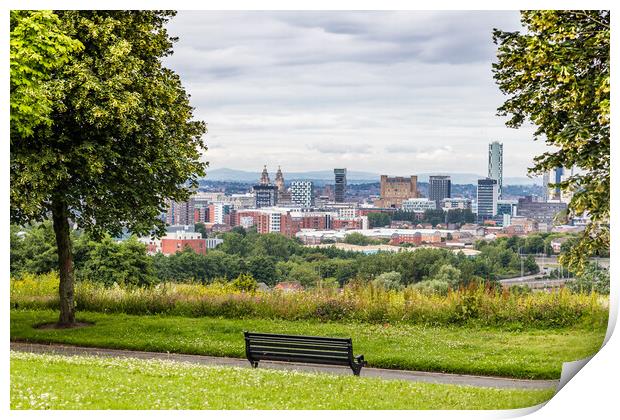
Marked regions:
[204,168,541,186]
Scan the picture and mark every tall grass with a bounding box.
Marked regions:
[10,273,608,328]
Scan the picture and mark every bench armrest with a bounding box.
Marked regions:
[354,355,367,366]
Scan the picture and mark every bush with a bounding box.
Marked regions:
[230,274,258,293]
[371,271,403,291]
[411,280,450,295]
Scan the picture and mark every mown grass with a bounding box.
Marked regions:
[11,309,606,379]
[10,351,555,409]
[10,273,609,328]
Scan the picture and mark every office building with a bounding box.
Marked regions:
[517,195,568,225]
[290,181,315,208]
[442,198,472,211]
[488,142,503,198]
[429,175,451,208]
[375,175,419,208]
[496,199,518,216]
[477,178,499,222]
[253,185,278,208]
[334,168,347,203]
[401,198,437,213]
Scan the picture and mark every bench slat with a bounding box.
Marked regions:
[246,332,350,343]
[249,353,352,366]
[249,347,349,358]
[248,340,351,351]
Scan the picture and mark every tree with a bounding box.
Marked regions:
[343,232,370,246]
[367,212,391,228]
[78,236,156,287]
[493,11,610,274]
[10,11,83,138]
[10,11,206,325]
[194,223,208,239]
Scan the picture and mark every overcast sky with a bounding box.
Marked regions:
[163,11,549,178]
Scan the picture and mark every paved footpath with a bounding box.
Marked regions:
[11,342,558,390]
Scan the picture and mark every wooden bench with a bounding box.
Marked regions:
[244,331,367,376]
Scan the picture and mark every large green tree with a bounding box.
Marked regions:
[493,11,610,274]
[10,10,83,137]
[10,11,207,325]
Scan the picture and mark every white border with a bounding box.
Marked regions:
[2,1,617,419]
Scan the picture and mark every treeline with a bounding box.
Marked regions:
[367,209,476,228]
[11,222,539,290]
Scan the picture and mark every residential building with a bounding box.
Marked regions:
[165,198,195,226]
[375,175,419,208]
[290,181,315,207]
[401,198,436,213]
[477,178,499,222]
[334,168,347,203]
[488,141,503,198]
[428,175,451,208]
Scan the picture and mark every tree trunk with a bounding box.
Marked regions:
[51,198,75,326]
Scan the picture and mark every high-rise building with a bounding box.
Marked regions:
[428,175,451,208]
[165,198,195,226]
[290,181,315,208]
[542,171,550,202]
[253,185,278,208]
[497,199,518,216]
[477,178,499,222]
[488,142,503,198]
[375,175,419,208]
[334,168,347,203]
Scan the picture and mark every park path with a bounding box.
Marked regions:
[11,341,558,390]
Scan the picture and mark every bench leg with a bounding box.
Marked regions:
[252,361,259,368]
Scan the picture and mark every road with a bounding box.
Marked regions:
[10,342,558,390]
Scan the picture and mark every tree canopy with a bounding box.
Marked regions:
[493,11,610,274]
[10,11,207,325]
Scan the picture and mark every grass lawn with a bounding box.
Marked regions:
[10,351,555,410]
[10,309,606,379]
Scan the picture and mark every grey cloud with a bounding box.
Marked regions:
[161,11,548,177]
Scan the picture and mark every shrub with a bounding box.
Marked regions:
[230,274,258,293]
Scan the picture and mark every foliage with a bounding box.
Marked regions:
[493,11,610,274]
[194,223,208,239]
[565,264,610,295]
[230,273,258,293]
[78,237,156,287]
[10,352,556,409]
[11,274,609,329]
[10,11,207,324]
[371,271,403,291]
[343,232,373,246]
[10,10,83,137]
[411,279,450,295]
[367,212,391,228]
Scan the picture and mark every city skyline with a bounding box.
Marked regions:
[164,11,551,178]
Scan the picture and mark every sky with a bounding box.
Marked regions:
[163,11,550,178]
